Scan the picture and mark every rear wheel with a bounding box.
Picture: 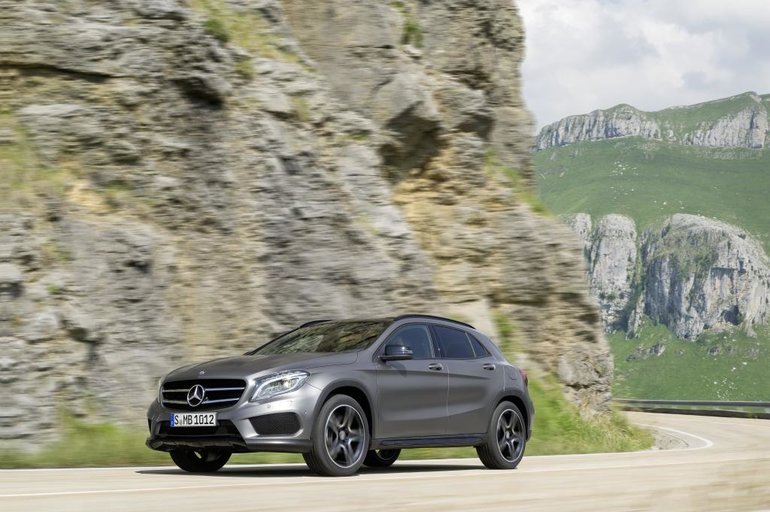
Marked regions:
[169,449,231,472]
[363,449,401,468]
[476,401,526,470]
[303,394,369,476]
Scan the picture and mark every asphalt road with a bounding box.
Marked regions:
[2,412,769,512]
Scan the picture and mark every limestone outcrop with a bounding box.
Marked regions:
[642,215,770,339]
[536,105,660,150]
[1,0,611,448]
[536,92,769,151]
[567,213,770,340]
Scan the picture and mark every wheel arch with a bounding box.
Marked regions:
[314,382,375,441]
[497,393,532,439]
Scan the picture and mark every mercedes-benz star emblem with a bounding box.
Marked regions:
[187,384,206,407]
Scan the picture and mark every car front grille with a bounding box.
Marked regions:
[161,379,247,411]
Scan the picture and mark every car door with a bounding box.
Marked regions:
[374,323,448,439]
[433,325,503,436]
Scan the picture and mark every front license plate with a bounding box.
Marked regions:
[170,412,217,427]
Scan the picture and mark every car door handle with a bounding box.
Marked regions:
[482,363,496,371]
[427,363,444,371]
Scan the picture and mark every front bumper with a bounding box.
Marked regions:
[146,384,321,453]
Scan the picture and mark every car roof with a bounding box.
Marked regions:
[300,315,475,331]
[392,314,475,330]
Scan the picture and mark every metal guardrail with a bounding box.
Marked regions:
[615,399,770,419]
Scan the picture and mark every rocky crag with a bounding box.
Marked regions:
[1,0,610,449]
[569,213,770,341]
[567,214,637,331]
[535,92,770,151]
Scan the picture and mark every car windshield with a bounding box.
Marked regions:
[250,320,392,355]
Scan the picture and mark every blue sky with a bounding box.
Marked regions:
[517,0,770,129]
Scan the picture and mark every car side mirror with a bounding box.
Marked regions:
[380,344,414,361]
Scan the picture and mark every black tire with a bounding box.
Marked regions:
[169,449,231,473]
[363,449,401,468]
[303,394,369,476]
[476,401,526,470]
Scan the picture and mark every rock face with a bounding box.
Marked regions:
[642,215,770,339]
[535,92,770,151]
[565,213,592,255]
[282,0,534,182]
[591,216,638,330]
[685,105,768,149]
[567,213,770,341]
[536,105,661,150]
[566,214,638,332]
[1,0,611,448]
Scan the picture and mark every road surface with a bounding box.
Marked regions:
[2,412,769,511]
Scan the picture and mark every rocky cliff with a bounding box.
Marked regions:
[568,213,770,340]
[642,215,770,339]
[536,105,661,150]
[535,92,770,151]
[1,0,610,449]
[567,214,638,332]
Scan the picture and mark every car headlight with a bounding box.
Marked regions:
[251,370,309,401]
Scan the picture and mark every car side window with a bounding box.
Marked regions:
[434,325,475,359]
[383,325,434,359]
[468,334,491,358]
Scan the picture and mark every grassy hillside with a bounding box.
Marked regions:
[534,137,770,252]
[611,319,770,400]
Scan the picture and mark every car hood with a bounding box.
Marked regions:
[164,352,358,382]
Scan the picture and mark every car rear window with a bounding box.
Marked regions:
[469,334,490,358]
[434,325,475,359]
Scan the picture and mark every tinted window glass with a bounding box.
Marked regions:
[383,325,434,359]
[251,321,390,354]
[469,334,490,358]
[434,325,475,359]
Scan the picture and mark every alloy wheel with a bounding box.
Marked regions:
[324,404,366,468]
[496,408,524,462]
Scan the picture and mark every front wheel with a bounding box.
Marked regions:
[363,449,401,468]
[303,394,369,476]
[169,449,231,472]
[476,401,526,470]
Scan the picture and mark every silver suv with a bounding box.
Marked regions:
[146,314,533,476]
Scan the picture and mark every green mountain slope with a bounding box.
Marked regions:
[610,321,770,400]
[534,94,770,400]
[534,138,770,252]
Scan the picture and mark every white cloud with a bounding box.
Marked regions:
[518,0,770,129]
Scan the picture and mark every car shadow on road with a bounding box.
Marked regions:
[136,463,480,478]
